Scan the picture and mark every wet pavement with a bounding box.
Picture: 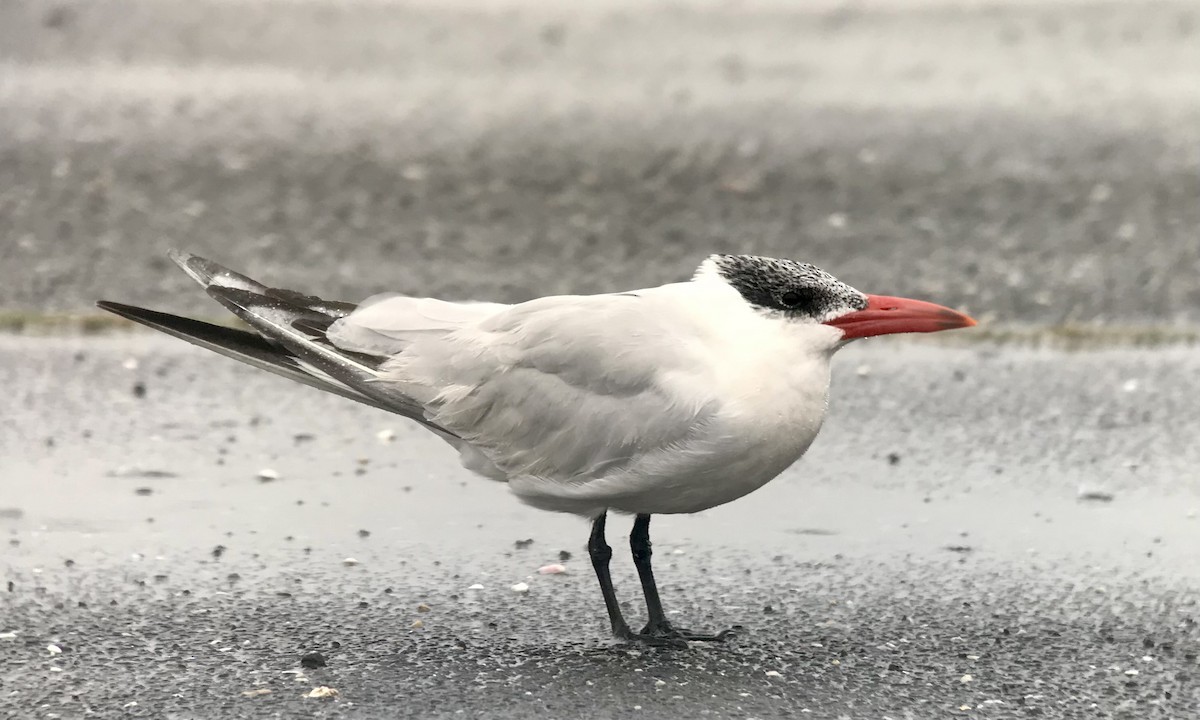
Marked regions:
[4,0,1200,716]
[3,335,1199,718]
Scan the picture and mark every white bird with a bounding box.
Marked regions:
[99,251,975,645]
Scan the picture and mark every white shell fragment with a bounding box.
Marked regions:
[511,582,530,593]
[304,686,340,699]
[537,564,567,575]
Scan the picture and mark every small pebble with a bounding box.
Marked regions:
[538,564,567,575]
[1077,485,1115,502]
[342,558,360,567]
[47,644,62,655]
[241,688,272,697]
[376,428,396,443]
[304,686,339,699]
[514,538,534,549]
[257,468,280,482]
[300,652,326,669]
[765,670,782,678]
[411,619,424,629]
[468,583,485,590]
[511,582,530,593]
[416,603,431,613]
[960,674,973,683]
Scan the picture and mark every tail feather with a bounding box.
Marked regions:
[97,251,455,438]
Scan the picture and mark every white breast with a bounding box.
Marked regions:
[620,310,838,514]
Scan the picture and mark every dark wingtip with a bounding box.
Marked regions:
[96,300,138,319]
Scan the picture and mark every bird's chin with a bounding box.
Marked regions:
[824,295,976,340]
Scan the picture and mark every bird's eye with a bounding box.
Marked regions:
[780,290,805,307]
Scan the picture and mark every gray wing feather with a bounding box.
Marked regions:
[382,294,717,483]
[327,295,507,356]
[94,301,393,412]
[102,251,453,437]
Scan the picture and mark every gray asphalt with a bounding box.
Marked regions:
[4,0,1200,718]
[3,336,1200,718]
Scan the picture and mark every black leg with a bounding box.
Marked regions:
[629,513,735,642]
[630,514,669,629]
[588,511,634,639]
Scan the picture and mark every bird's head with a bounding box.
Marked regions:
[696,254,976,342]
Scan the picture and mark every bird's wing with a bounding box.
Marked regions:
[378,292,721,484]
[95,300,396,413]
[326,295,508,356]
[105,251,454,435]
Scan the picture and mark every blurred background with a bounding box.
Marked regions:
[1,0,1197,327]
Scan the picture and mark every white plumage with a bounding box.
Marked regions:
[326,270,843,516]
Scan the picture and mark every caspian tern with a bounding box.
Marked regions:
[98,251,975,645]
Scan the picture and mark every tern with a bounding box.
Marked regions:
[99,251,975,645]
